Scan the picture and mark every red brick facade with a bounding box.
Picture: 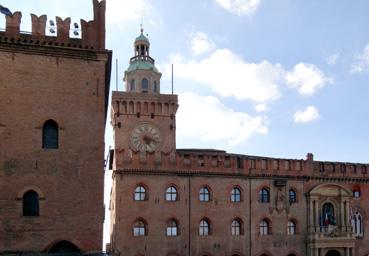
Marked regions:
[109,32,369,256]
[0,0,111,253]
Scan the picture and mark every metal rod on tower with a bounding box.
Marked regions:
[171,64,174,94]
[115,59,118,91]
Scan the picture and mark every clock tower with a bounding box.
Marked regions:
[111,29,178,161]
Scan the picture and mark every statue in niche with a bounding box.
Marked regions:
[275,187,286,213]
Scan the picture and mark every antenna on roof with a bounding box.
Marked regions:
[171,64,174,94]
[116,59,118,91]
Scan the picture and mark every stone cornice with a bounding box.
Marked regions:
[113,168,369,183]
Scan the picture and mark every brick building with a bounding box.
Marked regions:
[0,0,111,253]
[109,31,369,256]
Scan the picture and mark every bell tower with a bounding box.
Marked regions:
[111,29,178,163]
[124,28,161,94]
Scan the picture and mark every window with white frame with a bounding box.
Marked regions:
[199,187,211,202]
[351,212,363,237]
[287,220,296,235]
[199,219,210,236]
[165,186,178,201]
[166,219,178,236]
[260,219,270,235]
[134,185,147,201]
[231,187,241,202]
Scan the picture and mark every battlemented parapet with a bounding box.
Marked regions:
[113,149,369,181]
[0,0,106,50]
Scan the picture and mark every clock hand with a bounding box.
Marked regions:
[143,135,154,144]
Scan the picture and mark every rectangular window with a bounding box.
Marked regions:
[183,154,190,165]
[273,160,279,170]
[261,159,267,170]
[250,159,256,169]
[237,157,243,169]
[296,161,302,171]
[211,156,218,167]
[285,160,291,171]
[320,163,325,172]
[224,157,231,168]
[197,155,204,167]
[362,165,367,174]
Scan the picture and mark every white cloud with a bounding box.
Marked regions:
[106,0,153,24]
[326,53,340,66]
[293,106,320,123]
[177,92,268,145]
[190,32,216,55]
[351,44,369,74]
[214,0,261,16]
[255,103,268,112]
[165,49,283,102]
[286,63,332,96]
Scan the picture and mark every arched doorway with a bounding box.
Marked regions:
[48,240,81,254]
[325,250,341,256]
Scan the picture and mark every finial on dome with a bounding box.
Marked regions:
[140,16,144,34]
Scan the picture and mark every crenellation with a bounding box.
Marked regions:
[5,11,22,36]
[1,0,106,50]
[80,19,96,47]
[30,14,47,37]
[112,97,178,118]
[113,149,369,180]
[56,16,71,42]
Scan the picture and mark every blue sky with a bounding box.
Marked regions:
[1,0,368,163]
[1,0,369,247]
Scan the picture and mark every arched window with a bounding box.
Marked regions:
[322,202,336,226]
[42,119,58,149]
[199,187,211,202]
[23,190,39,216]
[199,219,210,236]
[165,186,178,201]
[353,185,361,198]
[260,219,269,235]
[166,219,179,236]
[153,80,158,92]
[231,187,241,202]
[289,189,297,203]
[133,219,147,236]
[351,211,363,237]
[130,79,135,91]
[231,219,242,236]
[287,220,296,235]
[259,187,269,203]
[141,78,149,93]
[134,185,147,201]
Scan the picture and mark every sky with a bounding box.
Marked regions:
[1,0,369,249]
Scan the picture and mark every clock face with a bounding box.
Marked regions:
[130,123,161,152]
